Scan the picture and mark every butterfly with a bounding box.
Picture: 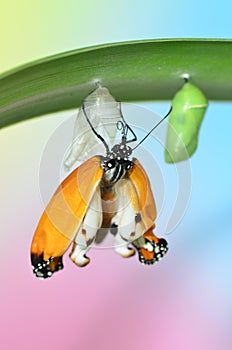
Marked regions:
[31,87,171,278]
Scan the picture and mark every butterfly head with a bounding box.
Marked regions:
[101,140,134,184]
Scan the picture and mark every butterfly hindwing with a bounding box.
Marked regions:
[69,185,103,267]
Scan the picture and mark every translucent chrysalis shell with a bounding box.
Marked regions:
[64,85,122,169]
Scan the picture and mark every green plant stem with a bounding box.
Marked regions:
[1,39,232,128]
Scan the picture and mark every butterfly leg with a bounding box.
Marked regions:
[70,189,102,267]
[111,181,141,258]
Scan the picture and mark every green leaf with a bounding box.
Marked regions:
[0,39,232,129]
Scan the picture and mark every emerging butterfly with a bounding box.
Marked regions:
[31,87,171,278]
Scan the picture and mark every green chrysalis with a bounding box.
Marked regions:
[165,81,208,163]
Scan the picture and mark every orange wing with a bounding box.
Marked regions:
[128,159,157,231]
[128,159,168,265]
[31,156,103,278]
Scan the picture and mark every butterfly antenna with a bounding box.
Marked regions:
[132,106,172,151]
[82,102,110,154]
[119,103,137,143]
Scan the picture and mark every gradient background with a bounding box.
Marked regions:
[1,1,232,349]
